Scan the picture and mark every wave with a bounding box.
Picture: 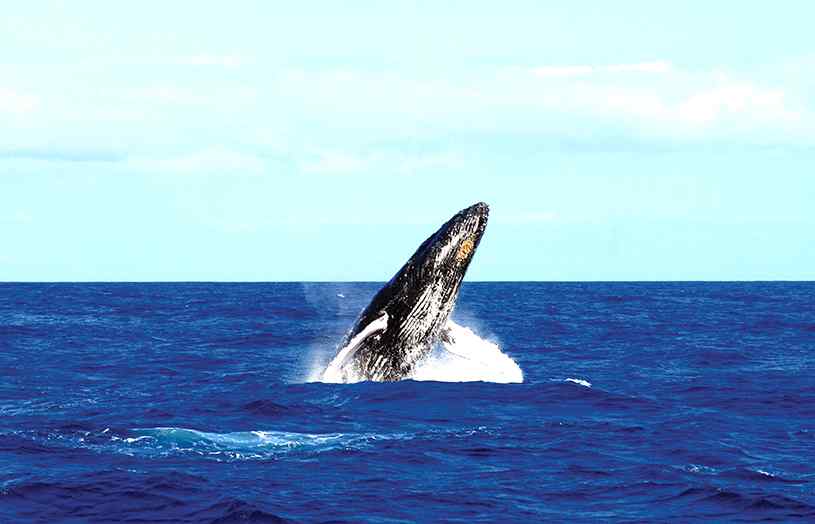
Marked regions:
[2,427,402,462]
[4,425,490,463]
[1,476,292,523]
[132,426,377,448]
[671,486,815,515]
[118,427,401,460]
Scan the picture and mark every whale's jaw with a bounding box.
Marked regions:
[323,202,489,382]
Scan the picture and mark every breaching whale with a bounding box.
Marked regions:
[322,202,489,382]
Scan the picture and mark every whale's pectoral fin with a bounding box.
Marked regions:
[332,312,389,370]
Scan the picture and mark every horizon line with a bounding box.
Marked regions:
[1,280,813,284]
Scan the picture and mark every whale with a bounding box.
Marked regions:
[322,202,489,382]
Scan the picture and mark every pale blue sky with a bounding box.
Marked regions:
[2,1,814,281]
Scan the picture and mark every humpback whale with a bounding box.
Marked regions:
[323,202,489,382]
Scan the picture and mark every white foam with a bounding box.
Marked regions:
[565,378,592,388]
[123,427,407,460]
[132,427,351,449]
[410,321,523,383]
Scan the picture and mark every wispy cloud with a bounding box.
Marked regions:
[178,54,246,68]
[0,88,38,113]
[677,83,793,124]
[496,211,560,224]
[0,148,124,163]
[125,87,209,105]
[127,147,266,175]
[1,59,811,167]
[299,149,462,175]
[560,81,796,131]
[13,211,32,223]
[300,151,365,175]
[530,61,672,78]
[265,62,810,146]
[505,65,802,132]
[0,211,32,224]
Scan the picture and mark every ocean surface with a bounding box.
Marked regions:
[1,282,814,523]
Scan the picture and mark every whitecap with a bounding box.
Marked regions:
[411,321,523,383]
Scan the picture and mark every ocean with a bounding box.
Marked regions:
[1,282,813,522]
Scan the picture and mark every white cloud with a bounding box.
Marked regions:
[396,151,462,174]
[497,211,560,224]
[299,149,462,175]
[506,65,806,137]
[531,65,595,78]
[300,151,366,174]
[124,87,208,105]
[118,86,258,111]
[13,211,32,223]
[0,211,33,223]
[2,59,811,163]
[264,62,809,146]
[0,88,38,113]
[127,147,266,175]
[179,54,245,68]
[677,83,794,124]
[531,61,672,78]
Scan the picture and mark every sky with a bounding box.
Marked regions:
[1,1,814,281]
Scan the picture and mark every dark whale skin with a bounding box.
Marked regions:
[325,202,489,381]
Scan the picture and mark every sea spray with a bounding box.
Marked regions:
[412,320,524,383]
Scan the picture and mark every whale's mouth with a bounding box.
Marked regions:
[458,202,489,234]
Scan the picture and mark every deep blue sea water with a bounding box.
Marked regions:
[1,282,814,522]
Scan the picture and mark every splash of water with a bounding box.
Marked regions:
[130,427,370,452]
[412,321,524,383]
[313,320,523,384]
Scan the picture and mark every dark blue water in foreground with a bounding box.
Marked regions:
[1,282,814,522]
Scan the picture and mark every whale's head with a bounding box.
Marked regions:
[324,202,489,382]
[402,201,490,290]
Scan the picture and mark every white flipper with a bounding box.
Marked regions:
[322,313,389,382]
